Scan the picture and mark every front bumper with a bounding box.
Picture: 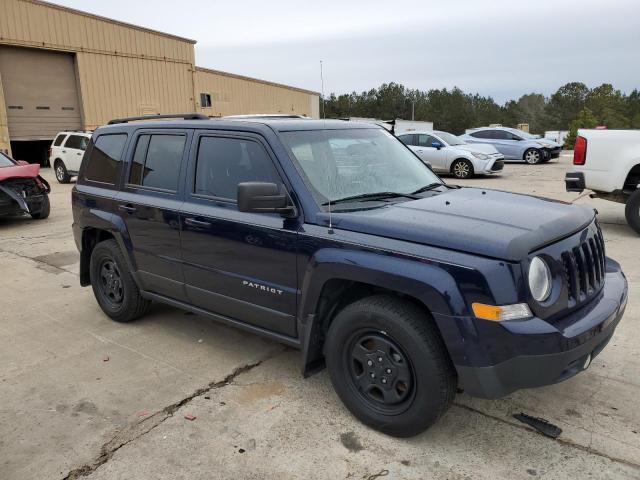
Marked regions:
[438,259,627,398]
[543,147,562,160]
[478,157,505,174]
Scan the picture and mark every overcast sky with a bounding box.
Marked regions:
[55,0,639,103]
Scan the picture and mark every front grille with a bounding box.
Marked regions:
[491,161,504,171]
[561,228,606,303]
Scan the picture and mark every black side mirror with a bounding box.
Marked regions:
[238,182,295,216]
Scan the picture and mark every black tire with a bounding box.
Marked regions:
[90,239,150,322]
[325,295,456,437]
[30,194,50,219]
[625,189,640,235]
[523,148,542,165]
[54,159,71,184]
[451,159,474,179]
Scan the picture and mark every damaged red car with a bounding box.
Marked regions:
[0,152,50,220]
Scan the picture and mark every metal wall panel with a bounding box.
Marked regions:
[76,52,194,129]
[0,0,196,64]
[195,68,320,118]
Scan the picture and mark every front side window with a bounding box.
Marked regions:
[280,128,441,208]
[129,134,185,191]
[194,136,281,201]
[417,134,436,147]
[83,134,127,184]
[397,134,414,146]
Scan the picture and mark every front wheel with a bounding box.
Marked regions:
[523,148,542,164]
[325,295,457,437]
[625,190,640,235]
[54,160,71,184]
[90,239,150,322]
[451,159,474,179]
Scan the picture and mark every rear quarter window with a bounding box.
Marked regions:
[82,134,128,185]
[53,134,66,147]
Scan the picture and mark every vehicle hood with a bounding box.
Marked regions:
[325,188,595,261]
[0,163,40,181]
[453,143,500,155]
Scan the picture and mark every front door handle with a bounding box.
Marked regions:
[185,217,212,228]
[118,204,137,214]
[77,152,82,155]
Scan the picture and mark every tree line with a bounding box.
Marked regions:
[322,82,640,147]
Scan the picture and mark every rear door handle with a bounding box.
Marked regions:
[62,150,67,153]
[118,204,137,214]
[77,152,82,155]
[185,217,212,228]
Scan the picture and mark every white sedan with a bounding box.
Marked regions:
[398,130,504,179]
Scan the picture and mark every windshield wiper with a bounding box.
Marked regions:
[411,183,444,194]
[322,191,419,206]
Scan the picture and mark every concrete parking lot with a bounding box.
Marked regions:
[1,153,638,480]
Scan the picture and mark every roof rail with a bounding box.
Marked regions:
[108,113,209,125]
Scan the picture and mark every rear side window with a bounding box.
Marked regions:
[65,135,89,150]
[53,134,66,147]
[194,136,281,201]
[83,134,127,185]
[129,134,186,191]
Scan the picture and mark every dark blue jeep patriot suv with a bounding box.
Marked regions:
[72,114,628,437]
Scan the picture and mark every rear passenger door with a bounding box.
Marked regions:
[63,134,89,173]
[117,129,192,302]
[179,130,298,337]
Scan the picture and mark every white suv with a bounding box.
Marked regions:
[49,131,92,183]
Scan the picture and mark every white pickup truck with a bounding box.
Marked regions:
[565,129,640,234]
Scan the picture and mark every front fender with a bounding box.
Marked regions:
[298,247,473,376]
[299,248,467,320]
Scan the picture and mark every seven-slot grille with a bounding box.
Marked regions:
[561,227,606,303]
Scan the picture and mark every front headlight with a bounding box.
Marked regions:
[528,256,552,302]
[471,152,490,160]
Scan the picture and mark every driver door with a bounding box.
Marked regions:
[414,134,446,171]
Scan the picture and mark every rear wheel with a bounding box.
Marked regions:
[90,239,150,322]
[54,160,71,184]
[30,194,50,220]
[451,159,474,179]
[625,190,640,235]
[325,295,456,437]
[524,148,542,164]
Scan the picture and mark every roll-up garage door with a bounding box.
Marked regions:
[0,46,81,140]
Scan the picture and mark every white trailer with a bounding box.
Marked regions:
[393,119,434,135]
[545,130,569,146]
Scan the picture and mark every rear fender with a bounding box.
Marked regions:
[79,208,139,286]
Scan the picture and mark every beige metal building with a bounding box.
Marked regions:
[0,0,320,163]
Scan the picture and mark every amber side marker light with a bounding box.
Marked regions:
[472,303,533,321]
